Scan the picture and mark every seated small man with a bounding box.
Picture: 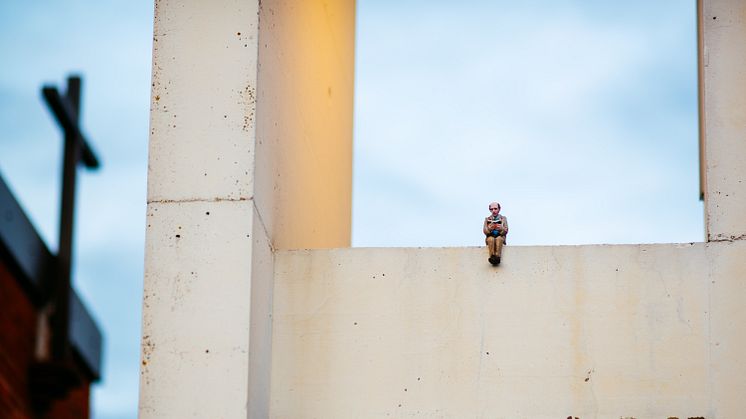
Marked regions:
[483,202,508,266]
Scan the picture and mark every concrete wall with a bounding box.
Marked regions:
[271,242,745,418]
[142,202,256,417]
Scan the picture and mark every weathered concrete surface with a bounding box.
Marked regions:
[271,242,746,418]
[141,0,355,417]
[248,203,274,419]
[701,0,746,242]
[255,0,355,250]
[141,1,267,417]
[141,201,254,418]
[140,0,746,417]
[707,239,746,418]
[147,0,258,202]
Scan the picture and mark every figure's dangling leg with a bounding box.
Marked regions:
[493,236,505,265]
[486,236,498,265]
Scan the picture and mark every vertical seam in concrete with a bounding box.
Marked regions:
[705,243,715,418]
[250,198,275,419]
[697,0,707,206]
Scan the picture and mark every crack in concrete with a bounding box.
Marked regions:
[708,233,746,243]
[147,196,253,204]
[252,201,276,253]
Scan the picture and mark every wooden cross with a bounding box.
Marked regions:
[41,75,100,362]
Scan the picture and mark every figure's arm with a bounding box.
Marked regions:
[501,216,509,236]
[483,218,491,236]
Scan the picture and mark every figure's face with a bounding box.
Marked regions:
[489,204,500,216]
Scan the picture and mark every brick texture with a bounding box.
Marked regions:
[0,260,91,418]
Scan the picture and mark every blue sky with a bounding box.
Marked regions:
[353,0,702,247]
[0,1,699,417]
[0,1,152,418]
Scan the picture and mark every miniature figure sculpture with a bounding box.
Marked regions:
[483,202,508,266]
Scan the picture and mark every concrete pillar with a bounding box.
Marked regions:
[255,0,355,250]
[140,1,262,417]
[139,0,355,417]
[700,2,746,416]
[700,0,746,242]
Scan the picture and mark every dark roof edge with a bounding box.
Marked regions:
[0,174,103,381]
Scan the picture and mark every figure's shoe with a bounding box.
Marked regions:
[488,256,498,265]
[495,256,501,265]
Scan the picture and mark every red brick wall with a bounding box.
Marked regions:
[0,259,37,418]
[44,384,90,419]
[0,260,91,419]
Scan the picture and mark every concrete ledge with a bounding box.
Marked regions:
[271,242,746,418]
